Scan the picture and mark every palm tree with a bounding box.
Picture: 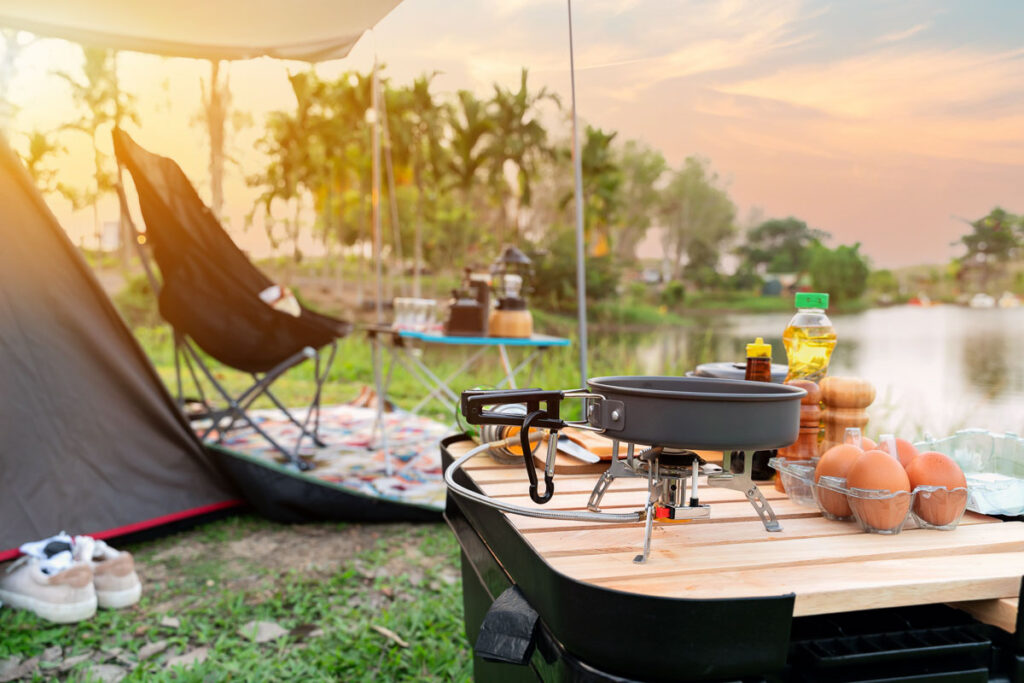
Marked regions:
[446,90,493,194]
[488,68,559,241]
[400,74,448,293]
[55,46,138,254]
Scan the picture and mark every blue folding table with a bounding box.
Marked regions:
[368,328,570,417]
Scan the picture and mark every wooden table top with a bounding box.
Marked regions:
[451,439,1023,631]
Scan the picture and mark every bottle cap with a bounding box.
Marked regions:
[795,292,829,309]
[746,337,772,359]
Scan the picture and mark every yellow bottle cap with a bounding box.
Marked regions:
[746,337,772,359]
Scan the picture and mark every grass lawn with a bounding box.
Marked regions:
[0,518,471,681]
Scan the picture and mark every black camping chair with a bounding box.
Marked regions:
[112,128,352,470]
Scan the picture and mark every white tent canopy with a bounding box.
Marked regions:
[0,0,402,61]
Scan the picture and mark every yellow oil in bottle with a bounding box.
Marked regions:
[782,324,837,383]
[783,292,836,383]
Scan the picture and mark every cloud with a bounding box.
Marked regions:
[875,22,929,44]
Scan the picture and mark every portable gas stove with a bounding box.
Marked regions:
[587,441,780,562]
[444,377,806,563]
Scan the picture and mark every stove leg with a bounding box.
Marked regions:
[746,484,782,532]
[634,502,655,564]
[587,470,615,512]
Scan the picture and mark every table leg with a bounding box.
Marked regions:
[407,347,487,415]
[494,348,542,389]
[370,333,393,476]
[497,344,516,389]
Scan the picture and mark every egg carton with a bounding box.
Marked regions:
[767,457,817,508]
[915,429,1024,517]
[816,476,968,534]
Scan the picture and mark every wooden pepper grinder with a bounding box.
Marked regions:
[775,379,821,492]
[819,376,875,453]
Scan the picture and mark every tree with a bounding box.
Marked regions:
[956,207,1021,292]
[0,29,36,133]
[55,46,138,253]
[614,140,666,262]
[657,157,735,283]
[559,126,622,257]
[808,243,870,304]
[738,217,829,275]
[868,269,900,299]
[20,130,63,193]
[198,60,232,217]
[487,68,559,241]
[393,74,449,292]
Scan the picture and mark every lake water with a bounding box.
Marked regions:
[625,305,1024,440]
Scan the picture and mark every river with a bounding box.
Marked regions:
[626,305,1024,440]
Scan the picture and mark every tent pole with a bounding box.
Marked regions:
[371,57,384,324]
[567,0,588,389]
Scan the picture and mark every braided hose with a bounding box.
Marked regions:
[444,442,645,523]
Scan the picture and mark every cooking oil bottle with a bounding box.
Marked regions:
[783,292,836,383]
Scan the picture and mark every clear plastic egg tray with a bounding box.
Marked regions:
[915,429,1024,517]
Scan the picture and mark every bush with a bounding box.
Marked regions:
[528,225,620,312]
[660,280,686,308]
[809,243,869,304]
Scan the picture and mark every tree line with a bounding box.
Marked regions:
[10,45,1020,310]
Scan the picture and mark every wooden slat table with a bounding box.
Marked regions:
[451,440,1024,628]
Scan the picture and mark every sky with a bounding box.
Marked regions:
[6,0,1024,268]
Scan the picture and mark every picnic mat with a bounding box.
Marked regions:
[200,404,450,510]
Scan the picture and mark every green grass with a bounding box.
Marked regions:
[0,518,471,681]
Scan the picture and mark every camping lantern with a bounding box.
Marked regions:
[489,246,533,338]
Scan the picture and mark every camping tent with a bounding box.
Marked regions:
[0,136,239,561]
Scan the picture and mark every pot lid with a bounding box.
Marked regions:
[692,361,789,384]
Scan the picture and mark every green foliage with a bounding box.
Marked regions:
[738,217,829,275]
[112,273,161,328]
[726,263,763,292]
[868,269,900,297]
[658,157,735,285]
[614,141,666,261]
[559,126,623,254]
[808,242,870,304]
[661,280,686,307]
[529,224,619,313]
[956,207,1022,292]
[54,46,139,246]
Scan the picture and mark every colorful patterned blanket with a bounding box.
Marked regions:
[202,405,450,510]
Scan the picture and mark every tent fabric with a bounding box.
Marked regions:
[0,135,238,559]
[113,128,351,374]
[0,0,402,62]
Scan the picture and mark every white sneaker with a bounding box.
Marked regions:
[73,536,142,609]
[0,534,97,623]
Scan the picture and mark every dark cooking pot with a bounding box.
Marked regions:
[461,375,806,452]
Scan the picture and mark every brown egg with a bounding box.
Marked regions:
[906,451,968,527]
[860,436,877,451]
[846,450,912,531]
[893,438,919,469]
[814,444,862,518]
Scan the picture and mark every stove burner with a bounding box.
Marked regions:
[588,442,781,563]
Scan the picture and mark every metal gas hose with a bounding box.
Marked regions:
[444,441,645,523]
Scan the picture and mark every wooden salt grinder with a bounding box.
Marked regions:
[775,379,821,492]
[820,376,876,452]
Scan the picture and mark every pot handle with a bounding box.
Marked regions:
[461,388,568,430]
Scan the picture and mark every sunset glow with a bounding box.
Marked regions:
[5,0,1023,266]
